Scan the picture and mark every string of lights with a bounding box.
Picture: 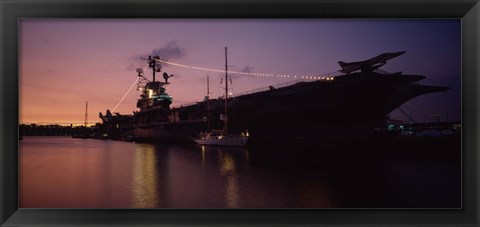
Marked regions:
[111,77,139,112]
[111,65,149,112]
[112,60,340,112]
[155,59,338,81]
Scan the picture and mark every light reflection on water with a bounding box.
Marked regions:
[131,144,159,208]
[19,136,460,208]
[218,147,240,208]
[17,137,338,208]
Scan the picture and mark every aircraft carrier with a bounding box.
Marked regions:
[98,52,449,143]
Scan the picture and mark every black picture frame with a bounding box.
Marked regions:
[1,0,478,226]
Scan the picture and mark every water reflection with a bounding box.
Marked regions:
[131,144,159,208]
[20,137,459,208]
[201,145,206,166]
[197,146,249,208]
[218,148,240,208]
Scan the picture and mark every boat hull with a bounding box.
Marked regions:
[132,120,207,142]
[106,71,449,142]
[192,136,248,147]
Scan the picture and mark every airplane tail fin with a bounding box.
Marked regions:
[338,61,346,67]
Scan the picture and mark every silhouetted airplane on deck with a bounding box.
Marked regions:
[338,51,406,74]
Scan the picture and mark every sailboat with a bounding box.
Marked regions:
[192,47,249,147]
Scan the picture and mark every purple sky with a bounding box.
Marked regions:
[19,19,461,125]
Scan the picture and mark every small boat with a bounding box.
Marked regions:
[193,130,249,146]
[192,47,249,147]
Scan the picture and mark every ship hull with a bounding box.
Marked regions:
[132,120,207,142]
[129,71,448,142]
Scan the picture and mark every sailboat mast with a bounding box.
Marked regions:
[207,75,210,130]
[224,46,228,134]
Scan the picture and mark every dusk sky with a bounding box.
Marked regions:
[20,19,461,125]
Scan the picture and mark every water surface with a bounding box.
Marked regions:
[19,136,460,208]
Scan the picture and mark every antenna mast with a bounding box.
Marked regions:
[84,101,88,127]
[144,55,161,82]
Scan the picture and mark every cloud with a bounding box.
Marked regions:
[240,65,254,73]
[220,65,255,80]
[150,41,186,60]
[127,41,186,72]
